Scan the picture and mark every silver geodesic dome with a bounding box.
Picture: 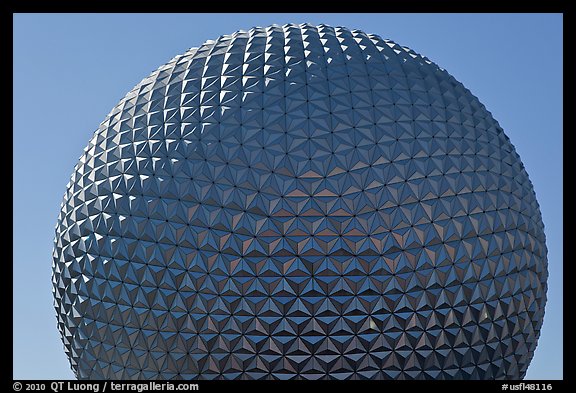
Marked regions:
[52,23,548,380]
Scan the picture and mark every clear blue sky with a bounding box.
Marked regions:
[13,13,563,380]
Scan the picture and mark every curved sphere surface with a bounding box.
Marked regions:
[53,24,548,380]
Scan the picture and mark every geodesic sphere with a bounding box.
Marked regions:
[52,23,548,380]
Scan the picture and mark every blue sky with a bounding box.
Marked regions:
[13,13,562,380]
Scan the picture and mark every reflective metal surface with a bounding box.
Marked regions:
[53,23,548,380]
